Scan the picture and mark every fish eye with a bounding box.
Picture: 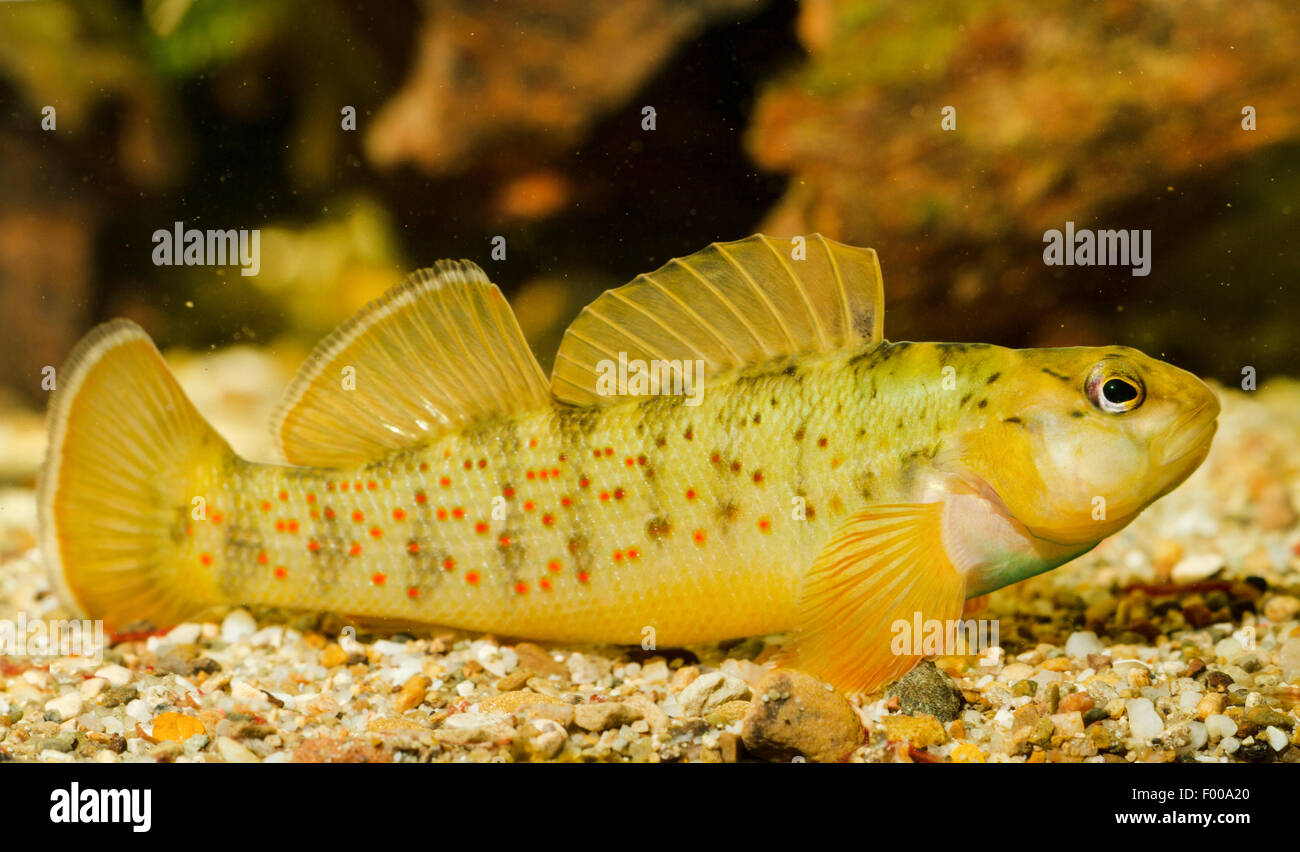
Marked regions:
[1086,364,1144,414]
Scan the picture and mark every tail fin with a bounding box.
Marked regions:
[38,320,233,631]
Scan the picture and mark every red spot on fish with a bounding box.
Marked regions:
[636,456,646,466]
[558,453,567,462]
[753,471,764,483]
[542,514,555,526]
[452,507,465,520]
[439,477,451,488]
[349,542,363,556]
[354,481,363,491]
[324,508,336,520]
[306,493,316,503]
[351,510,364,523]
[327,482,336,491]
[260,500,271,512]
[685,489,697,500]
[599,491,610,502]
[613,550,624,562]
[436,507,448,520]
[407,587,420,599]
[287,520,299,533]
[817,436,829,448]
[540,578,552,591]
[526,470,536,480]
[604,448,614,457]
[369,527,382,539]
[547,559,562,573]
[367,481,377,491]
[466,571,480,585]
[279,490,288,501]
[710,453,721,465]
[308,540,320,552]
[613,488,625,500]
[529,438,538,449]
[475,522,489,535]
[443,557,456,571]
[592,450,602,459]
[371,572,386,586]
[419,462,430,472]
[407,541,420,555]
[551,467,560,477]
[560,496,573,508]
[463,460,472,470]
[416,492,428,504]
[393,508,407,521]
[522,500,535,511]
[199,553,213,566]
[503,486,515,498]
[625,457,635,467]
[499,534,512,548]
[274,566,287,580]
[692,530,706,546]
[579,477,590,489]
[514,581,528,595]
[210,511,223,524]
[758,517,772,532]
[275,520,286,532]
[577,571,591,583]
[730,461,742,473]
[477,459,486,469]
[627,548,640,560]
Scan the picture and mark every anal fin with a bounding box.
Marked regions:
[785,503,967,698]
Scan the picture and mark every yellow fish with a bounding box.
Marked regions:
[38,235,1219,696]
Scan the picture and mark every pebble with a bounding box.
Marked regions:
[741,669,864,763]
[1265,726,1289,751]
[79,678,108,700]
[215,736,260,763]
[573,701,643,732]
[1171,554,1224,583]
[1205,714,1236,739]
[394,674,430,713]
[1278,638,1300,680]
[94,665,132,687]
[1064,631,1105,659]
[1196,693,1227,720]
[220,609,257,644]
[1221,736,1241,754]
[479,690,566,716]
[166,623,203,645]
[677,672,752,716]
[43,693,83,721]
[885,660,964,722]
[434,712,515,745]
[514,718,567,760]
[1264,595,1300,623]
[1125,698,1164,740]
[475,643,518,677]
[152,712,205,743]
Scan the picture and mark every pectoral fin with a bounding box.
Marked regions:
[785,503,967,698]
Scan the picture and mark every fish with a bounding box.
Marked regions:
[37,234,1220,696]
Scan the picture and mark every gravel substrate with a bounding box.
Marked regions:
[1,379,1297,763]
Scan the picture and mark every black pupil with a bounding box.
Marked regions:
[1102,378,1138,404]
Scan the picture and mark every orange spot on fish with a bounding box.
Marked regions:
[514,581,528,595]
[420,462,430,472]
[199,553,213,566]
[465,571,480,585]
[351,510,364,523]
[523,500,535,511]
[308,540,320,552]
[306,493,316,503]
[287,519,298,533]
[604,448,613,457]
[371,572,386,586]
[367,480,377,491]
[577,571,591,583]
[340,482,350,492]
[407,587,420,599]
[625,457,635,467]
[692,530,707,546]
[579,477,590,489]
[551,467,560,477]
[369,527,383,539]
[210,511,223,524]
[416,492,428,504]
[257,551,269,565]
[685,489,697,500]
[407,541,420,555]
[547,559,562,573]
[542,514,555,526]
[503,486,515,498]
[599,491,610,502]
[436,507,448,520]
[526,470,536,480]
[327,482,336,491]
[613,550,624,562]
[443,557,456,571]
[279,490,288,501]
[260,500,271,512]
[499,534,512,548]
[439,477,451,488]
[627,547,640,560]
[393,508,406,521]
[354,481,363,491]
[758,517,772,532]
[477,459,487,469]
[185,525,193,537]
[310,509,320,520]
[324,508,336,520]
[350,542,363,556]
[475,522,489,535]
[529,438,538,449]
[540,578,552,591]
[560,496,573,508]
[452,507,465,520]
[275,520,286,532]
[273,566,287,580]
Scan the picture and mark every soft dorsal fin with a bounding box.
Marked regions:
[550,234,884,406]
[272,261,550,467]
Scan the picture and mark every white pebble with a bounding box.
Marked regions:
[95,664,132,687]
[231,679,264,703]
[1177,691,1202,712]
[165,622,203,645]
[475,643,518,677]
[1266,726,1289,751]
[220,609,257,643]
[44,693,84,720]
[1221,736,1240,754]
[639,660,669,683]
[455,680,476,697]
[124,699,152,723]
[371,640,408,656]
[1171,554,1224,583]
[248,626,283,647]
[1186,721,1208,750]
[1064,631,1104,659]
[1125,698,1165,740]
[1214,637,1243,660]
[79,678,108,699]
[1205,714,1236,739]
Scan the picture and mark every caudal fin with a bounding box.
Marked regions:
[38,320,233,630]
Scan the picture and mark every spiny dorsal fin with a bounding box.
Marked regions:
[550,234,884,406]
[272,261,550,467]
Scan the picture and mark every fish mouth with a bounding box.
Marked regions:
[1160,395,1220,469]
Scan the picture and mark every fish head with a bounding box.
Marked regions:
[955,345,1219,547]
